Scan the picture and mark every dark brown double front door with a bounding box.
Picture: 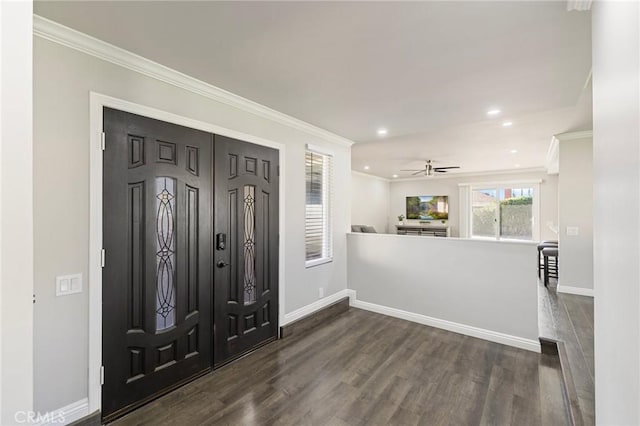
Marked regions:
[102,108,279,420]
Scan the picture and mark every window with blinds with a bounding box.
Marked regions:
[305,150,333,267]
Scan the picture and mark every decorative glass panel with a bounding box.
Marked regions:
[243,185,256,304]
[156,177,176,331]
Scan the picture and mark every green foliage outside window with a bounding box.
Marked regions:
[473,196,533,239]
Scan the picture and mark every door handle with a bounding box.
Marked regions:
[216,260,229,268]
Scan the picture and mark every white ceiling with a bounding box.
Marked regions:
[35,1,592,178]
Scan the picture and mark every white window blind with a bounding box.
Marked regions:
[305,150,333,267]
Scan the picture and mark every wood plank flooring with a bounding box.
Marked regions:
[112,308,568,425]
[538,283,594,426]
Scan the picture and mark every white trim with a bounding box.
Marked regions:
[533,182,541,241]
[351,171,391,183]
[88,95,103,415]
[282,289,355,326]
[33,15,354,149]
[306,143,335,157]
[393,167,547,182]
[553,130,593,141]
[89,92,288,414]
[350,296,540,353]
[459,184,471,239]
[460,178,543,187]
[0,4,4,422]
[548,131,592,174]
[547,136,560,174]
[33,398,90,426]
[305,257,333,269]
[557,285,594,297]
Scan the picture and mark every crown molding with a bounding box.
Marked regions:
[553,130,593,141]
[351,171,391,182]
[546,137,560,175]
[567,0,592,12]
[547,130,592,174]
[33,14,354,148]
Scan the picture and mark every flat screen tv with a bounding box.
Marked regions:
[406,195,449,220]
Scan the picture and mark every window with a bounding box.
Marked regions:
[305,149,333,267]
[467,183,540,241]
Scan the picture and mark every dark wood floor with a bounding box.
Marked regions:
[538,282,595,426]
[112,308,568,425]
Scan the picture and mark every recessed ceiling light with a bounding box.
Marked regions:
[502,121,513,127]
[487,109,501,116]
[392,174,398,178]
[515,164,521,168]
[364,165,370,170]
[377,128,388,136]
[510,149,518,154]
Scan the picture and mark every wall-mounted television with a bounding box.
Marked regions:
[406,195,449,220]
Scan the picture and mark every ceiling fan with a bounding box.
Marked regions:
[401,160,460,176]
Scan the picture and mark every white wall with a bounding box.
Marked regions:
[0,2,34,424]
[592,2,640,424]
[389,170,558,240]
[558,135,593,292]
[350,172,390,233]
[347,234,539,349]
[33,35,351,413]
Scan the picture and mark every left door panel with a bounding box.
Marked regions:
[102,108,213,420]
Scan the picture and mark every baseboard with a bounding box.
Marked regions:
[351,298,541,353]
[33,398,90,426]
[280,296,350,338]
[557,285,594,297]
[281,289,355,326]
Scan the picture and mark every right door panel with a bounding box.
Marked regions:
[213,135,279,366]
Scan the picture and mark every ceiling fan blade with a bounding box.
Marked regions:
[434,170,448,173]
[412,170,424,176]
[433,166,460,170]
[400,169,422,172]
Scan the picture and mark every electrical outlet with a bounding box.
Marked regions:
[318,288,324,299]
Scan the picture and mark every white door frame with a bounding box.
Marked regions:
[88,92,287,414]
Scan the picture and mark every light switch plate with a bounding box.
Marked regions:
[566,226,579,236]
[56,273,83,296]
